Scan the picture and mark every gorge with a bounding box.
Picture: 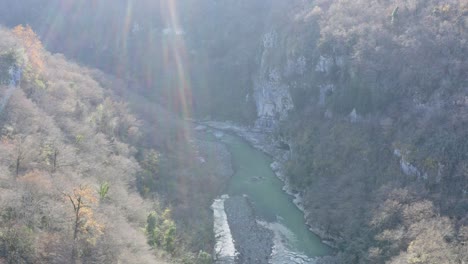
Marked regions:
[0,0,466,263]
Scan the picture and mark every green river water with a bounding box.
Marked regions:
[214,132,331,258]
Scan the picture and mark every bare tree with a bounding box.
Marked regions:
[0,134,39,177]
[63,185,103,263]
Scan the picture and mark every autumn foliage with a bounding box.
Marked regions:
[0,26,173,263]
[12,25,44,72]
[65,185,104,242]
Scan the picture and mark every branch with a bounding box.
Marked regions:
[64,192,77,212]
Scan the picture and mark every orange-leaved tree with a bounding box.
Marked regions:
[64,184,103,263]
[12,25,44,73]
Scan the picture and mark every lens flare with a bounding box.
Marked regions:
[28,0,195,156]
[159,0,194,145]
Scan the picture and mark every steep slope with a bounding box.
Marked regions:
[261,1,468,263]
[0,26,176,264]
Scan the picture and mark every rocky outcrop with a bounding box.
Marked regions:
[393,148,428,180]
[253,31,294,131]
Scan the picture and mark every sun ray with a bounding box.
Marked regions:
[160,0,194,145]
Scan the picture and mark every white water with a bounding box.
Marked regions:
[259,221,317,264]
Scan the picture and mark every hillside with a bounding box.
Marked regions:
[0,26,220,264]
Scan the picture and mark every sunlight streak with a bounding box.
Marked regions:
[26,0,196,152]
[160,0,194,144]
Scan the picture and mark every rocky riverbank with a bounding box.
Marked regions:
[194,132,234,180]
[212,195,237,264]
[199,121,342,248]
[224,196,274,264]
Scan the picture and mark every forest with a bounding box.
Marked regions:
[0,0,467,264]
[0,25,219,263]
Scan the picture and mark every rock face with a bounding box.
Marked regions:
[253,31,294,131]
[393,148,428,180]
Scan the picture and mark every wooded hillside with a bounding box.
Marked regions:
[0,25,192,264]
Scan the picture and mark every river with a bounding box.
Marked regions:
[208,130,331,263]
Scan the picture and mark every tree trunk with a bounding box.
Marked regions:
[71,198,81,264]
[15,157,20,177]
[52,149,58,172]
